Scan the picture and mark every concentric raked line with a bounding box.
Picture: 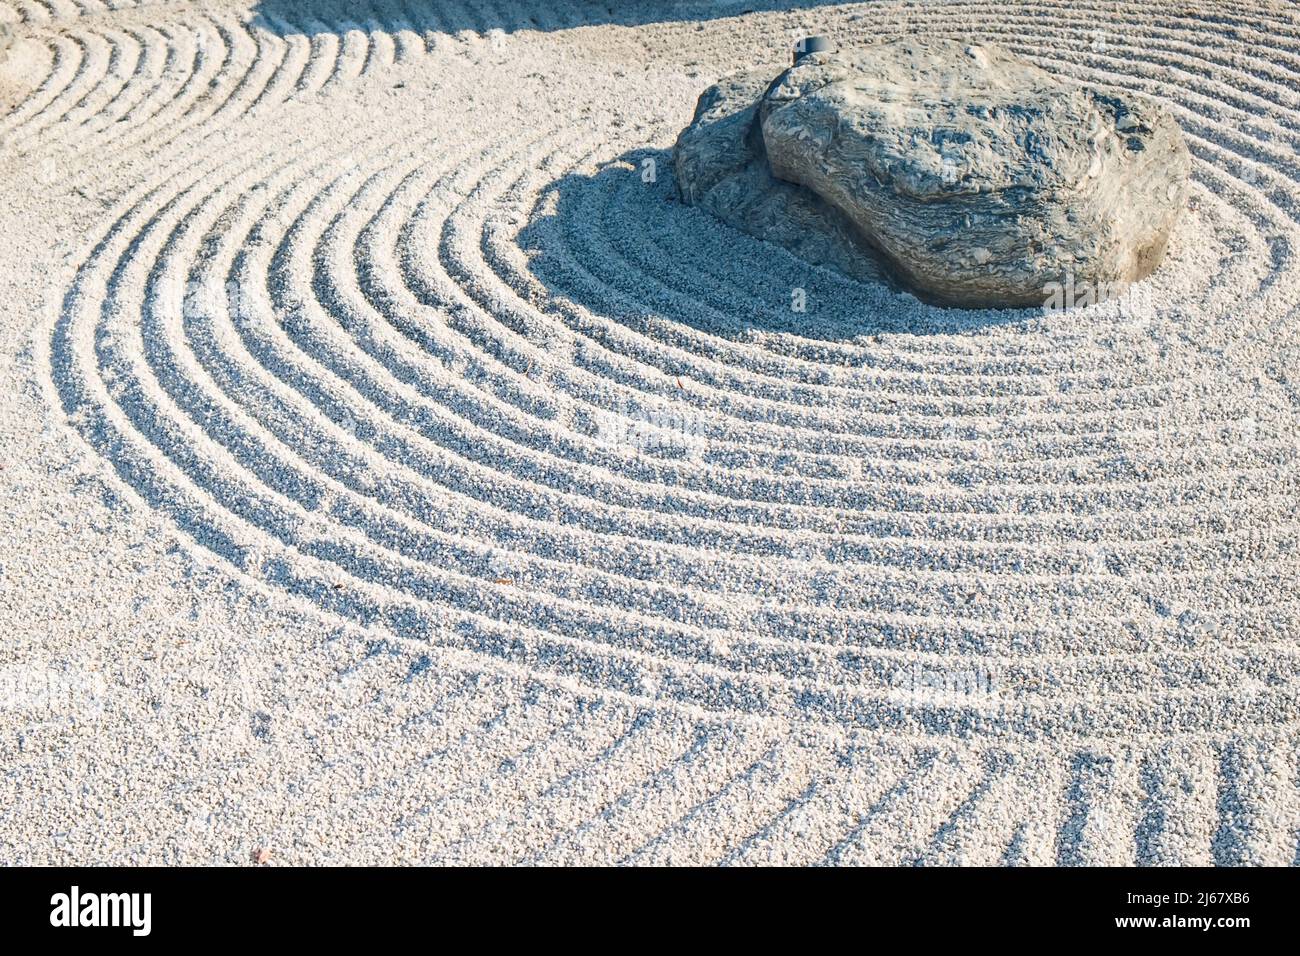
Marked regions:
[220,110,1289,665]
[24,0,1300,863]
[1,10,236,148]
[512,145,1261,415]
[53,174,1300,738]
[413,119,1289,530]
[0,2,433,163]
[50,29,1289,574]
[48,82,1300,749]
[390,105,1284,486]
[43,27,1289,561]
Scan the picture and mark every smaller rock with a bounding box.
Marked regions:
[251,846,272,865]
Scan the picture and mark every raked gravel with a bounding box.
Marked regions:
[0,0,1298,865]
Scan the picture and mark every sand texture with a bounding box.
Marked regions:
[0,0,1298,865]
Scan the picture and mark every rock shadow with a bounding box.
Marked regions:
[518,146,1035,344]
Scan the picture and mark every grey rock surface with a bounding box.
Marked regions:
[675,39,1191,309]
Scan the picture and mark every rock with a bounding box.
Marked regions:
[0,23,11,62]
[674,39,1191,309]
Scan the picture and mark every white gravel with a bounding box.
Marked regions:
[0,0,1298,865]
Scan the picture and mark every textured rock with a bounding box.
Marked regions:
[675,39,1191,309]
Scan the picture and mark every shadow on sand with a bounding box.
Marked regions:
[517,146,1030,342]
[249,0,839,38]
